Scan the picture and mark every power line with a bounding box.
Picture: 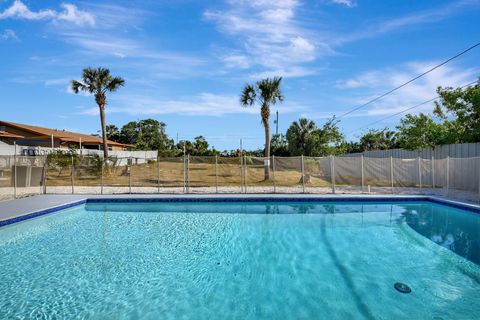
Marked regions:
[347,79,479,135]
[338,42,480,119]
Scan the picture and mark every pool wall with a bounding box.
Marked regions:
[0,195,479,228]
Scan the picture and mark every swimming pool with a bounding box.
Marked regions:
[0,199,479,319]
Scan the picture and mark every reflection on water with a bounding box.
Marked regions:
[401,204,480,265]
[86,201,480,265]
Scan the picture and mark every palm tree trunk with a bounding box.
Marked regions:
[264,121,270,181]
[99,104,109,160]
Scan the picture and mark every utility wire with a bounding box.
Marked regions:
[347,79,479,135]
[338,42,480,119]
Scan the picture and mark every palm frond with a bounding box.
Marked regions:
[106,76,125,92]
[97,68,111,89]
[81,67,97,91]
[257,76,284,105]
[73,67,125,95]
[240,84,256,106]
[71,80,87,94]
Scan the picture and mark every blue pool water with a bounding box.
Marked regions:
[0,200,479,319]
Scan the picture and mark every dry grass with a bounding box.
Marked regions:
[44,160,338,188]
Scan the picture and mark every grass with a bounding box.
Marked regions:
[44,159,339,188]
[1,156,416,190]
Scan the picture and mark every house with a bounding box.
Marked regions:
[0,121,132,151]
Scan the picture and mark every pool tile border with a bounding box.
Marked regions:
[86,196,429,203]
[0,199,87,227]
[0,196,478,228]
[86,196,480,213]
[426,197,480,213]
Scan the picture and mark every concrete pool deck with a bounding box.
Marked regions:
[1,193,479,225]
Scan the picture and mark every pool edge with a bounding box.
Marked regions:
[0,199,87,227]
[0,195,479,227]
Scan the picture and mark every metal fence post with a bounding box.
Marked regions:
[129,156,132,194]
[157,156,161,193]
[361,155,365,193]
[301,155,305,193]
[13,143,17,199]
[431,155,435,194]
[187,155,190,194]
[243,155,247,194]
[331,155,336,194]
[183,155,187,193]
[272,155,276,194]
[390,156,394,194]
[71,155,74,194]
[215,155,218,194]
[418,156,422,190]
[42,155,47,194]
[101,157,104,195]
[446,156,450,196]
[239,154,243,193]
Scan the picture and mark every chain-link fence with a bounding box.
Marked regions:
[1,155,479,202]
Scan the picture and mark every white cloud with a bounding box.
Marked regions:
[44,77,71,86]
[206,0,478,78]
[330,0,357,8]
[249,66,316,79]
[55,4,95,26]
[290,36,315,58]
[0,1,95,26]
[204,0,325,77]
[67,85,92,96]
[75,3,145,30]
[260,8,294,22]
[223,54,251,69]
[57,32,206,77]
[336,71,383,89]
[0,0,56,20]
[337,62,478,117]
[78,92,305,117]
[1,29,19,41]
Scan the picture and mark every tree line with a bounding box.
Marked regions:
[71,67,479,160]
[101,78,479,157]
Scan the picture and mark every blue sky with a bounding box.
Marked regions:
[1,0,479,150]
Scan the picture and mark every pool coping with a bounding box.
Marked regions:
[0,194,479,227]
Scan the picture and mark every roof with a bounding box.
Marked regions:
[0,121,133,147]
[0,131,24,139]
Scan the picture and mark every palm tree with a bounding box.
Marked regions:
[240,77,284,180]
[71,67,125,159]
[286,118,317,156]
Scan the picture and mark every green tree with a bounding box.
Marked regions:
[71,67,125,159]
[270,134,289,156]
[358,128,398,151]
[339,141,363,154]
[120,121,138,146]
[106,125,120,142]
[308,118,345,156]
[396,113,457,150]
[241,77,284,180]
[286,118,316,156]
[286,118,344,156]
[176,140,194,155]
[433,79,480,142]
[193,136,209,155]
[120,119,174,151]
